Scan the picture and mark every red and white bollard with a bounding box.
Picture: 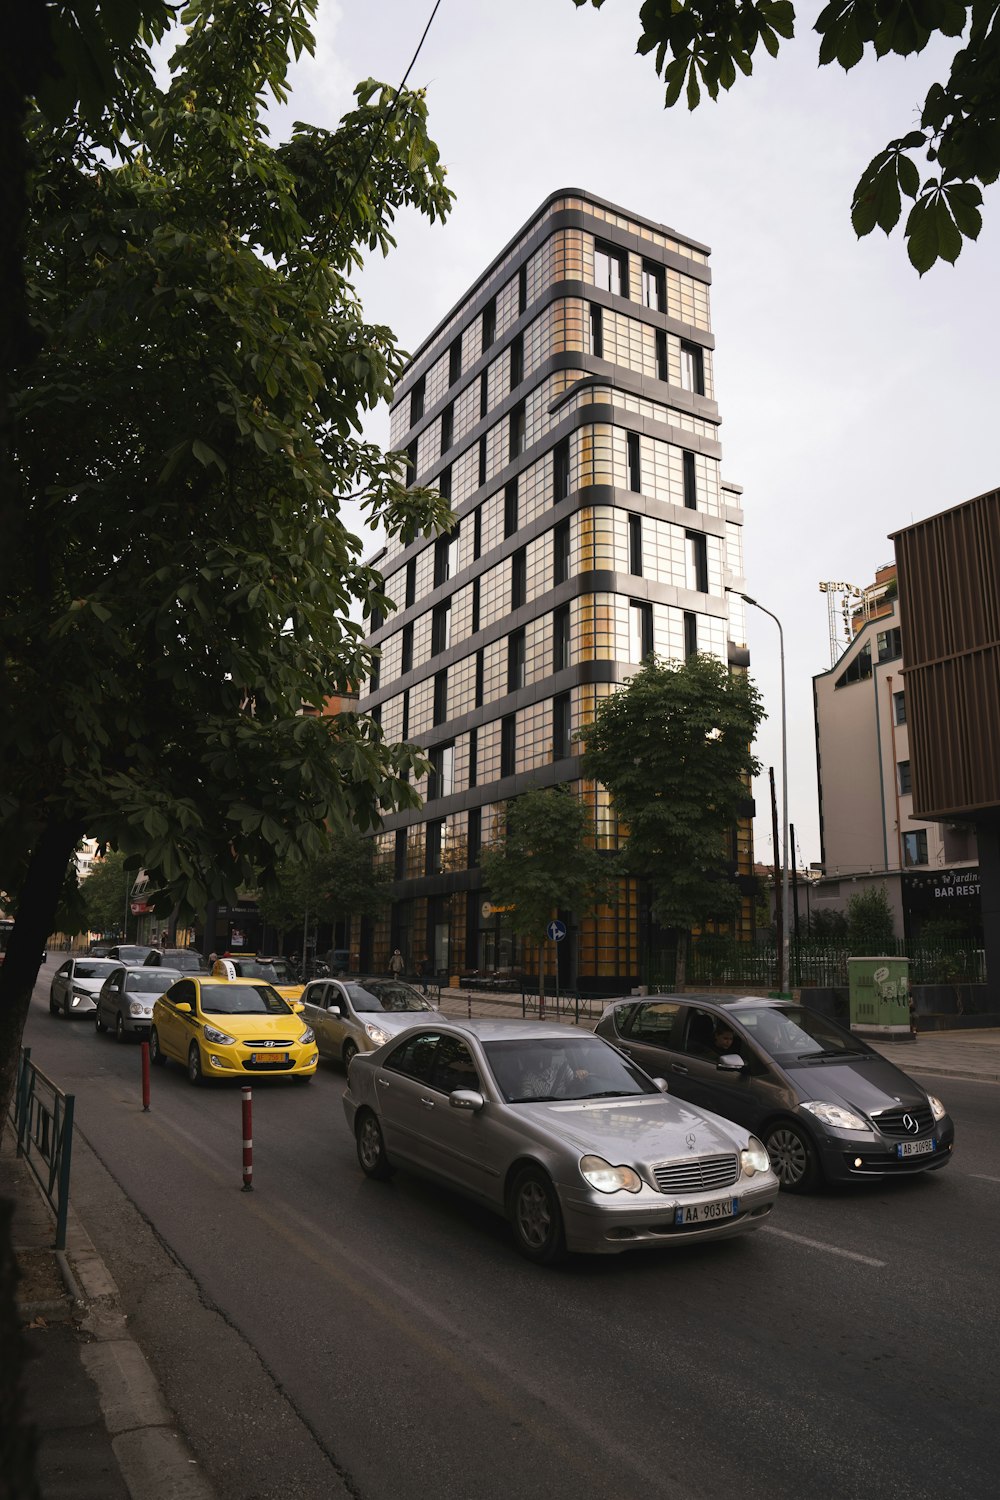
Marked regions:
[241,1085,253,1192]
[141,1042,151,1111]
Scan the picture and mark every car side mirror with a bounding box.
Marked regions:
[174,1001,192,1013]
[449,1089,485,1112]
[653,1077,669,1093]
[717,1053,746,1072]
[327,1005,341,1017]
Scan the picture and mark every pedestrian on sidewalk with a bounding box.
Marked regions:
[388,948,405,978]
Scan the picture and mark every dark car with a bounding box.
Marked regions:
[595,996,955,1192]
[107,944,156,965]
[89,941,113,958]
[144,948,206,973]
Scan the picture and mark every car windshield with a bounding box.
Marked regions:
[484,1036,660,1103]
[76,961,116,978]
[127,972,179,992]
[345,980,433,1013]
[198,983,291,1015]
[734,1005,868,1061]
[233,961,279,982]
[115,947,149,963]
[162,952,203,972]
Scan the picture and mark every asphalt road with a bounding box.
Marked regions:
[24,960,1000,1500]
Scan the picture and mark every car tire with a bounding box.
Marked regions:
[342,1039,358,1074]
[356,1109,393,1180]
[49,991,59,1015]
[115,1013,126,1044]
[149,1028,166,1066]
[95,1008,105,1035]
[508,1167,567,1266]
[765,1120,821,1193]
[187,1042,204,1087]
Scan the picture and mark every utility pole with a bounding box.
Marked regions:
[770,767,783,993]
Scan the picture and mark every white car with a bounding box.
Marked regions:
[50,957,119,1018]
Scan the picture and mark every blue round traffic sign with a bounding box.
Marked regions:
[546,920,567,942]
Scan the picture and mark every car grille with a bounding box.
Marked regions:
[652,1154,739,1195]
[243,1039,294,1048]
[871,1104,934,1138]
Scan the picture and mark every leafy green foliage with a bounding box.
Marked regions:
[846,885,896,950]
[255,832,392,939]
[79,849,133,937]
[574,0,999,270]
[579,654,763,955]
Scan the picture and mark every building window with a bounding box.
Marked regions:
[685,531,708,593]
[472,576,481,633]
[835,642,873,688]
[437,464,452,503]
[627,432,641,493]
[479,369,489,420]
[553,520,570,585]
[433,669,447,726]
[370,698,381,724]
[553,438,570,503]
[894,690,906,725]
[683,450,697,509]
[589,304,603,359]
[510,332,524,389]
[468,807,482,866]
[629,514,643,577]
[449,338,461,385]
[401,687,410,739]
[369,654,380,692]
[641,261,664,311]
[680,341,705,395]
[401,622,413,674]
[469,728,478,788]
[405,558,416,609]
[504,479,519,538]
[430,743,455,801]
[508,629,525,693]
[518,264,527,316]
[478,436,487,486]
[655,329,667,382]
[394,828,407,879]
[898,760,912,796]
[684,611,698,658]
[501,714,516,777]
[473,505,482,560]
[594,239,627,297]
[434,534,452,586]
[629,601,653,664]
[426,819,443,874]
[509,401,526,460]
[482,297,496,350]
[440,401,454,454]
[553,603,570,673]
[410,376,425,425]
[511,547,526,608]
[405,439,417,484]
[903,829,928,867]
[553,692,571,761]
[432,600,451,655]
[475,649,484,707]
[877,627,902,662]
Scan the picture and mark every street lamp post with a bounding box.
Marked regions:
[727,587,790,996]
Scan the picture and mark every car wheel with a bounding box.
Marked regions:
[356,1109,393,1180]
[187,1042,204,1087]
[49,990,59,1015]
[765,1120,821,1193]
[149,1028,166,1066]
[115,1013,126,1044]
[508,1167,567,1265]
[342,1039,358,1073]
[95,1008,105,1034]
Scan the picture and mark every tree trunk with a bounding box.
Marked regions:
[674,929,688,993]
[0,819,83,1144]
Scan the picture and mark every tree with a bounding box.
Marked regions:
[573,0,997,272]
[79,849,134,938]
[809,907,848,940]
[479,786,611,1007]
[0,0,454,1131]
[579,654,764,989]
[846,885,896,950]
[256,833,392,953]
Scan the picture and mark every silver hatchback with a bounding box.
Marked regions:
[301,975,437,1071]
[95,966,181,1042]
[343,1018,779,1263]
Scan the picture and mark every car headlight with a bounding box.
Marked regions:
[129,1001,145,1016]
[800,1100,870,1131]
[364,1022,390,1046]
[579,1155,643,1194]
[203,1024,236,1045]
[928,1094,947,1121]
[298,1026,315,1045]
[740,1137,771,1177]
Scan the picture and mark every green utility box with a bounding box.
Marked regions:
[848,956,912,1037]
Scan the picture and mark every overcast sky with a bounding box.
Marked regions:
[267,1,999,870]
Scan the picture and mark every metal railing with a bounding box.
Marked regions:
[12,1047,75,1252]
[677,937,987,990]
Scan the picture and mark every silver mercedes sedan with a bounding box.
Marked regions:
[343,1018,779,1264]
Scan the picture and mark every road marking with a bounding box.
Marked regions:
[761,1225,886,1267]
[967,1173,1000,1185]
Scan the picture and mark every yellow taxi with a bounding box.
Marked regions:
[150,965,318,1085]
[217,955,305,1008]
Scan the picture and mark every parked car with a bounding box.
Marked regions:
[150,974,318,1085]
[301,975,437,1070]
[595,996,955,1192]
[343,1018,778,1263]
[95,966,181,1042]
[143,948,206,973]
[50,957,119,1017]
[107,944,156,965]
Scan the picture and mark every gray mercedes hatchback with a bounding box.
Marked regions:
[595,996,955,1191]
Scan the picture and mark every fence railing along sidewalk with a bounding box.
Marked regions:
[10,1047,75,1252]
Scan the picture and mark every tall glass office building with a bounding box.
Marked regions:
[357,190,754,988]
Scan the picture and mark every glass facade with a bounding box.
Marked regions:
[361,191,753,987]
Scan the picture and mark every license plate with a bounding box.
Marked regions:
[675,1196,738,1226]
[897,1138,935,1158]
[252,1051,288,1064]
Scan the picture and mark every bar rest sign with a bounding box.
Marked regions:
[848,956,911,1035]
